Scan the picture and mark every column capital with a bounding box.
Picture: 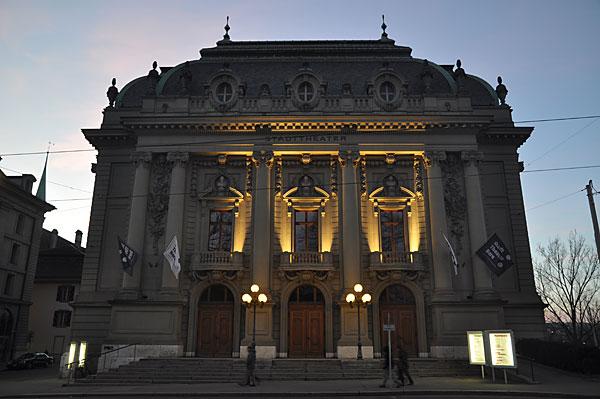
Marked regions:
[423,151,446,168]
[131,152,152,168]
[252,150,274,167]
[461,150,484,166]
[167,152,189,167]
[338,148,361,167]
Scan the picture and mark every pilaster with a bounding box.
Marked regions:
[251,149,274,289]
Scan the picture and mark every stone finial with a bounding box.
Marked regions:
[223,16,231,41]
[496,76,509,106]
[106,77,119,107]
[380,14,392,42]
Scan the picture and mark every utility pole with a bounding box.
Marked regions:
[586,180,600,262]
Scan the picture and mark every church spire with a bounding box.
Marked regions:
[36,143,51,201]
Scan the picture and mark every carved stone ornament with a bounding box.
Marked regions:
[167,152,189,168]
[338,149,361,167]
[179,61,193,95]
[461,150,484,167]
[274,157,283,195]
[252,150,274,168]
[245,157,253,196]
[441,152,467,257]
[369,269,424,283]
[147,154,170,252]
[329,156,338,196]
[189,270,242,282]
[413,157,424,196]
[278,270,331,282]
[131,152,152,169]
[423,151,446,168]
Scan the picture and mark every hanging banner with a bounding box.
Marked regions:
[467,331,486,365]
[476,233,514,276]
[163,235,181,279]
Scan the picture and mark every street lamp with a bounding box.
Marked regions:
[345,283,371,360]
[242,284,268,346]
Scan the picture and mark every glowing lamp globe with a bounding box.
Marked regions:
[345,293,356,303]
[258,293,268,303]
[353,283,363,293]
[250,284,260,293]
[361,293,372,303]
[242,293,252,303]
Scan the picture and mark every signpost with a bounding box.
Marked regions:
[383,312,395,386]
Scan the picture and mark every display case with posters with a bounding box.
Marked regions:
[484,330,517,368]
[467,331,486,365]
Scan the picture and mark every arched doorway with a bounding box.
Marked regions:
[0,308,13,361]
[288,285,325,358]
[196,284,234,357]
[379,284,418,356]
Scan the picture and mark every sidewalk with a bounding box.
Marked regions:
[1,364,599,398]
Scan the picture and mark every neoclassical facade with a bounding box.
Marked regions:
[73,29,544,367]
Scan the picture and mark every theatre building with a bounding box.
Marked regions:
[73,27,545,368]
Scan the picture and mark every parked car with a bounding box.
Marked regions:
[7,352,54,369]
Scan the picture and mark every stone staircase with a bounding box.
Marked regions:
[77,358,479,385]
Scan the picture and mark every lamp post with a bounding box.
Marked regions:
[242,284,268,346]
[346,283,371,360]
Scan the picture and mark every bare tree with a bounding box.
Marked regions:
[534,231,600,345]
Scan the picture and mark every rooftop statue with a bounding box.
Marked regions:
[495,76,509,106]
[179,61,193,95]
[453,59,466,92]
[106,78,119,107]
[147,61,160,95]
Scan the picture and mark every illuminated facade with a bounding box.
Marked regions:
[73,30,545,368]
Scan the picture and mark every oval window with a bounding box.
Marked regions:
[216,82,233,103]
[298,81,314,102]
[379,81,396,102]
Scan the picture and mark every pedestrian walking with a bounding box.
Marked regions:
[240,344,257,386]
[380,345,400,388]
[397,344,414,386]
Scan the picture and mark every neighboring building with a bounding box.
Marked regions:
[28,229,84,356]
[0,167,54,361]
[72,27,545,368]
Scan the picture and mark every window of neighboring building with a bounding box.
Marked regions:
[379,81,396,102]
[56,285,75,303]
[15,214,24,235]
[380,210,406,254]
[9,244,20,265]
[298,81,314,102]
[208,210,233,252]
[216,82,233,103]
[3,274,15,296]
[52,310,71,328]
[294,210,319,252]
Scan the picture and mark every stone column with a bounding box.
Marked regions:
[121,152,152,298]
[339,148,362,290]
[424,151,455,299]
[251,150,274,289]
[161,152,189,295]
[462,150,496,299]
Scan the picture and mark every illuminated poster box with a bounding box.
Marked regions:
[485,330,517,368]
[467,331,486,365]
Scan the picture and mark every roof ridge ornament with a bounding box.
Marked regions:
[380,15,393,42]
[222,16,231,42]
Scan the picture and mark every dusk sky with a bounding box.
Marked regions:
[1,0,599,255]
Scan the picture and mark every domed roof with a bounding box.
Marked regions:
[115,39,499,111]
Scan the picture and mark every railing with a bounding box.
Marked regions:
[280,251,333,269]
[369,251,424,270]
[64,343,140,384]
[191,251,243,270]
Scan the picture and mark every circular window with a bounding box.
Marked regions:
[298,81,314,102]
[379,81,396,102]
[216,82,233,103]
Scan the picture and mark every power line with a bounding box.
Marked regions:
[1,114,600,158]
[45,163,600,203]
[525,188,585,212]
[0,165,93,193]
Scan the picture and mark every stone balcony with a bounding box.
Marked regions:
[190,251,244,271]
[368,251,424,271]
[279,251,334,271]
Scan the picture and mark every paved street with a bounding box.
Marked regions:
[0,361,599,398]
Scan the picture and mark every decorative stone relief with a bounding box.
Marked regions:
[278,270,331,282]
[423,151,447,168]
[413,157,424,197]
[147,154,170,252]
[189,270,242,282]
[329,156,338,196]
[245,157,253,196]
[131,152,152,169]
[167,151,189,168]
[338,149,361,167]
[252,150,274,168]
[369,269,425,284]
[274,157,283,195]
[360,158,367,196]
[441,152,467,257]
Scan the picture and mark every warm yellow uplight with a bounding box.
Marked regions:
[345,293,356,303]
[242,293,252,303]
[258,293,268,303]
[250,284,260,293]
[361,293,372,303]
[353,283,363,293]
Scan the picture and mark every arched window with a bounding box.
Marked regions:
[199,284,234,303]
[289,285,324,303]
[380,284,415,305]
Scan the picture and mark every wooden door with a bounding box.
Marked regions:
[380,305,417,356]
[196,304,233,357]
[289,304,324,358]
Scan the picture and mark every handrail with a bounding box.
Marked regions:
[64,342,140,384]
[515,354,536,382]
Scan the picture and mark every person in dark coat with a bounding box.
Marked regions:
[241,344,257,386]
[397,344,414,385]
